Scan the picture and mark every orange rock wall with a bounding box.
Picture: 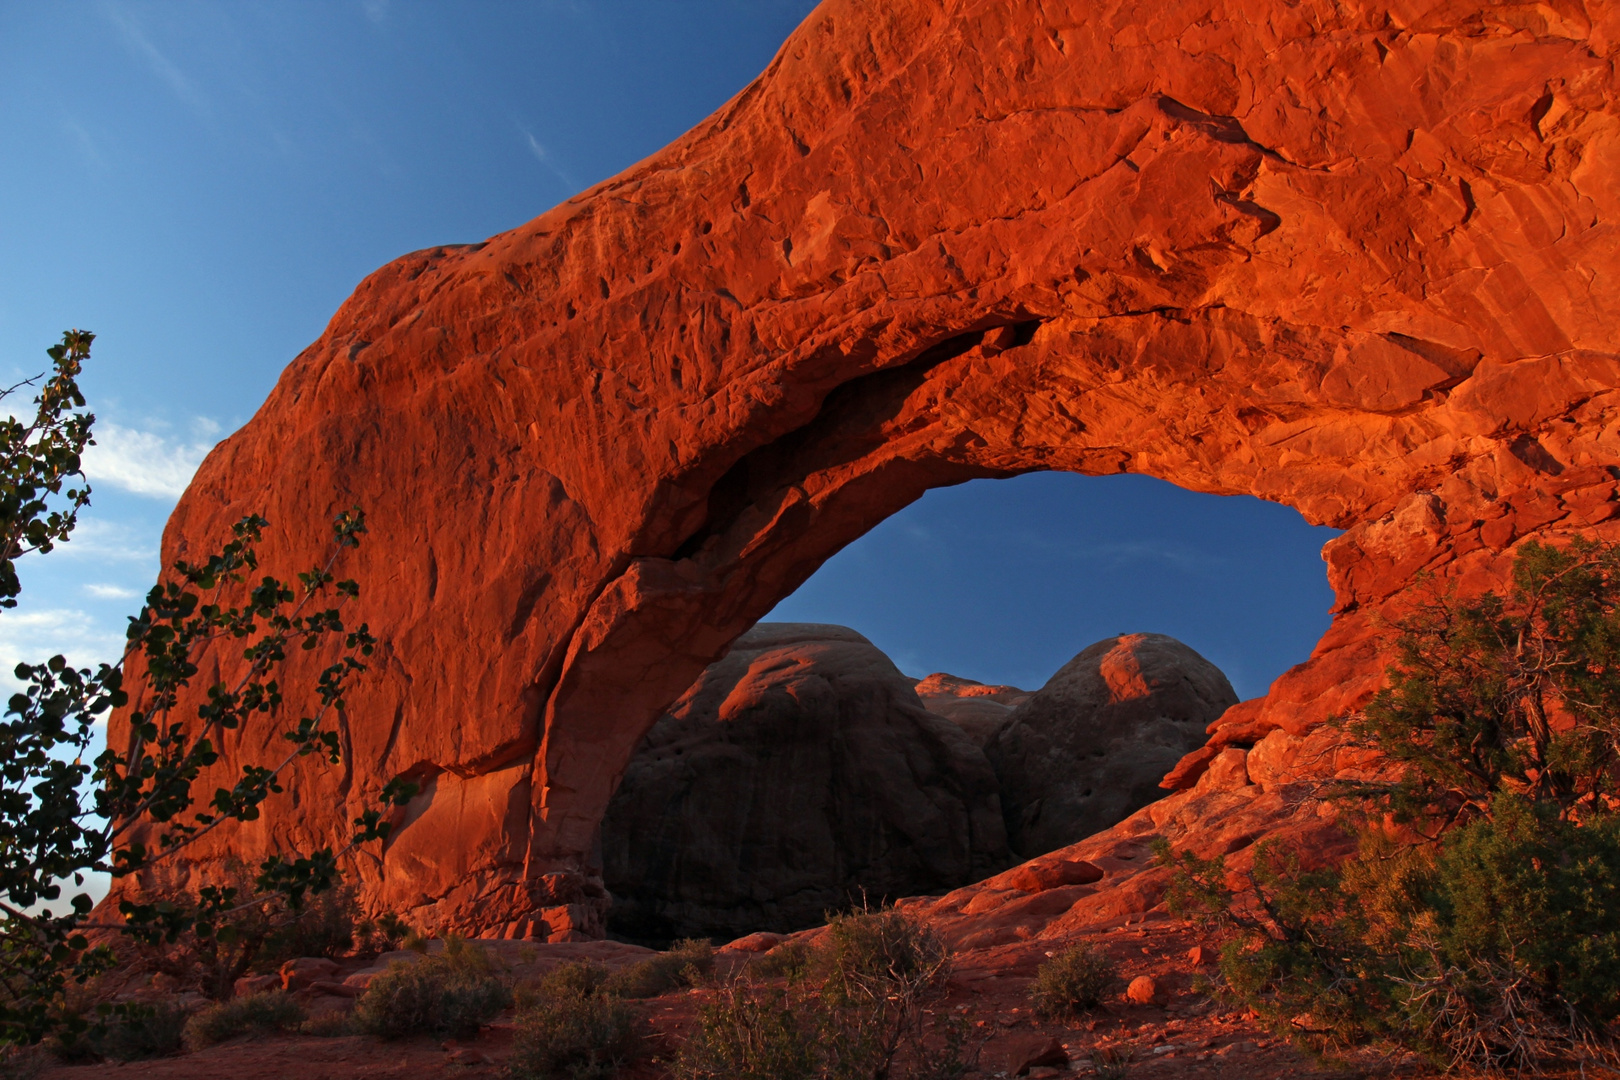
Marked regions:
[116,0,1620,935]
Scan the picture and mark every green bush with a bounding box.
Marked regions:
[602,939,714,999]
[353,938,510,1040]
[1159,539,1620,1073]
[506,982,637,1080]
[1029,942,1117,1018]
[182,991,304,1049]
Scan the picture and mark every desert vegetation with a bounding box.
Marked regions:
[1029,941,1118,1019]
[0,331,416,1049]
[675,907,972,1080]
[1160,538,1620,1073]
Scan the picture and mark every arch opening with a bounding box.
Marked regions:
[597,472,1341,944]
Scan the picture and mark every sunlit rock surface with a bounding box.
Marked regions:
[114,0,1620,936]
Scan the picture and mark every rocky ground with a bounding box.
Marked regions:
[35,916,1446,1080]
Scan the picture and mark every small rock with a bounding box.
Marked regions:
[1187,944,1212,966]
[1125,975,1161,1006]
[280,956,341,991]
[233,974,279,997]
[1007,1034,1068,1075]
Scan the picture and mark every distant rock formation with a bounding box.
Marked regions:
[599,624,1009,942]
[986,634,1237,858]
[913,672,1032,748]
[602,627,1236,941]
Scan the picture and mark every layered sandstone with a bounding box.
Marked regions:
[598,623,1007,942]
[114,0,1620,936]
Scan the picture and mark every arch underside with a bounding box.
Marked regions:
[120,0,1620,936]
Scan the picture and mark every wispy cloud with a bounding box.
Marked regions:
[103,2,209,115]
[81,423,217,500]
[63,118,104,168]
[360,0,389,24]
[50,518,159,564]
[83,583,139,601]
[1011,533,1228,574]
[521,128,578,192]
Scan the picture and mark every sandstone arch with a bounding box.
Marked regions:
[123,0,1620,936]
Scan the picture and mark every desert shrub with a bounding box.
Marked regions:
[353,911,414,959]
[132,862,280,1000]
[506,981,637,1080]
[530,961,610,1003]
[815,908,948,1005]
[676,908,968,1080]
[258,884,363,968]
[602,939,714,998]
[676,983,819,1080]
[133,866,367,1000]
[182,991,304,1049]
[353,937,510,1040]
[751,939,812,981]
[1030,942,1117,1018]
[54,1002,188,1062]
[1159,538,1620,1073]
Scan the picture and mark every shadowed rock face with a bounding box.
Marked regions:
[112,0,1620,936]
[914,673,1032,749]
[599,624,1008,942]
[986,634,1237,858]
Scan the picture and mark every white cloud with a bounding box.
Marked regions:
[83,583,139,601]
[50,518,159,564]
[81,423,217,500]
[0,608,127,694]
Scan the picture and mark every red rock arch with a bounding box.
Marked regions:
[124,0,1620,936]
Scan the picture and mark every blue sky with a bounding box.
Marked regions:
[0,1,1339,706]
